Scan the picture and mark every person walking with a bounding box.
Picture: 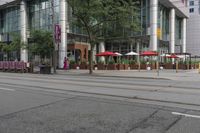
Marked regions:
[66,58,70,70]
[63,57,67,70]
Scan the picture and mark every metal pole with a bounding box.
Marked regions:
[51,0,56,74]
[176,59,178,73]
[157,54,159,76]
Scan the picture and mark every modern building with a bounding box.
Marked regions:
[187,0,200,56]
[0,0,189,67]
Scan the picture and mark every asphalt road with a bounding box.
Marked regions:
[0,73,200,133]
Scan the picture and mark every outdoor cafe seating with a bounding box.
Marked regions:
[0,61,32,73]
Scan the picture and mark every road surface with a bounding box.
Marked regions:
[0,72,200,133]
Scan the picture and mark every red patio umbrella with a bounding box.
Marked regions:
[140,51,158,56]
[96,51,117,56]
[167,54,179,58]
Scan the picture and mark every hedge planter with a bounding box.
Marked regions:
[178,64,187,70]
[80,64,88,69]
[124,64,129,70]
[140,64,146,69]
[130,64,138,69]
[97,63,105,70]
[70,64,79,69]
[117,64,124,70]
[107,64,116,70]
[164,63,173,69]
[151,63,156,70]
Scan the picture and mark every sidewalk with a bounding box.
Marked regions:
[56,69,200,81]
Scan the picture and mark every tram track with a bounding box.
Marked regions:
[1,79,200,111]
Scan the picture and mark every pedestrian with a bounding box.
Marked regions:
[63,57,67,70]
[66,58,70,70]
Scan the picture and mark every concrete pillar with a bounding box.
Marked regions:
[159,8,163,40]
[99,41,105,62]
[170,8,175,53]
[59,0,67,68]
[182,18,186,53]
[20,0,28,62]
[150,0,158,51]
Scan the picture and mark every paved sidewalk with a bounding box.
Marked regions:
[56,69,200,81]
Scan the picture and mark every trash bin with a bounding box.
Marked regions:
[39,65,51,74]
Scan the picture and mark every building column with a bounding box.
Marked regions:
[150,0,158,51]
[20,0,28,62]
[182,18,186,53]
[59,0,67,68]
[99,41,105,62]
[170,8,175,53]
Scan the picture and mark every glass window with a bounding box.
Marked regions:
[189,1,194,6]
[189,8,194,13]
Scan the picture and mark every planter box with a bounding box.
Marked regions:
[130,64,138,69]
[190,64,198,69]
[97,63,105,70]
[124,64,129,70]
[164,63,173,69]
[178,64,187,70]
[140,64,146,69]
[117,64,124,70]
[39,65,51,74]
[80,64,88,69]
[151,63,156,70]
[107,64,116,70]
[70,64,78,69]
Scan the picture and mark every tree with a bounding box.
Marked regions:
[28,30,54,64]
[67,0,140,74]
[0,33,23,61]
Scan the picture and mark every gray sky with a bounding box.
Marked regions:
[0,0,15,5]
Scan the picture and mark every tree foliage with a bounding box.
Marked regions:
[29,30,54,60]
[67,0,140,74]
[0,33,23,61]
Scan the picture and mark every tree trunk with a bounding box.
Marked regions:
[89,44,94,74]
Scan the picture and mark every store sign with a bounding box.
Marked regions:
[157,28,162,39]
[54,24,61,43]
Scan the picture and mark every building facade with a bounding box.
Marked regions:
[0,0,189,67]
[102,0,189,58]
[187,0,200,56]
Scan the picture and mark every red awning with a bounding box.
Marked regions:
[140,51,158,56]
[167,54,179,58]
[96,51,117,56]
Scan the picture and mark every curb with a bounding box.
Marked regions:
[55,72,170,80]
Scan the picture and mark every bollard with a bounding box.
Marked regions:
[176,60,178,73]
[138,62,141,72]
[156,61,159,76]
[199,63,200,74]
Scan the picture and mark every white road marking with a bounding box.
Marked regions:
[0,87,15,91]
[172,112,200,119]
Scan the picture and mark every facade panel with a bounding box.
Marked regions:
[187,0,200,56]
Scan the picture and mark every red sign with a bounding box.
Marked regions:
[54,24,61,43]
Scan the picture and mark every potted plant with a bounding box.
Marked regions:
[129,60,138,69]
[69,60,78,69]
[150,61,156,70]
[117,63,124,70]
[140,60,146,69]
[107,60,116,70]
[80,60,88,69]
[97,61,105,70]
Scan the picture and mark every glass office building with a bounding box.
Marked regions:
[0,0,189,67]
